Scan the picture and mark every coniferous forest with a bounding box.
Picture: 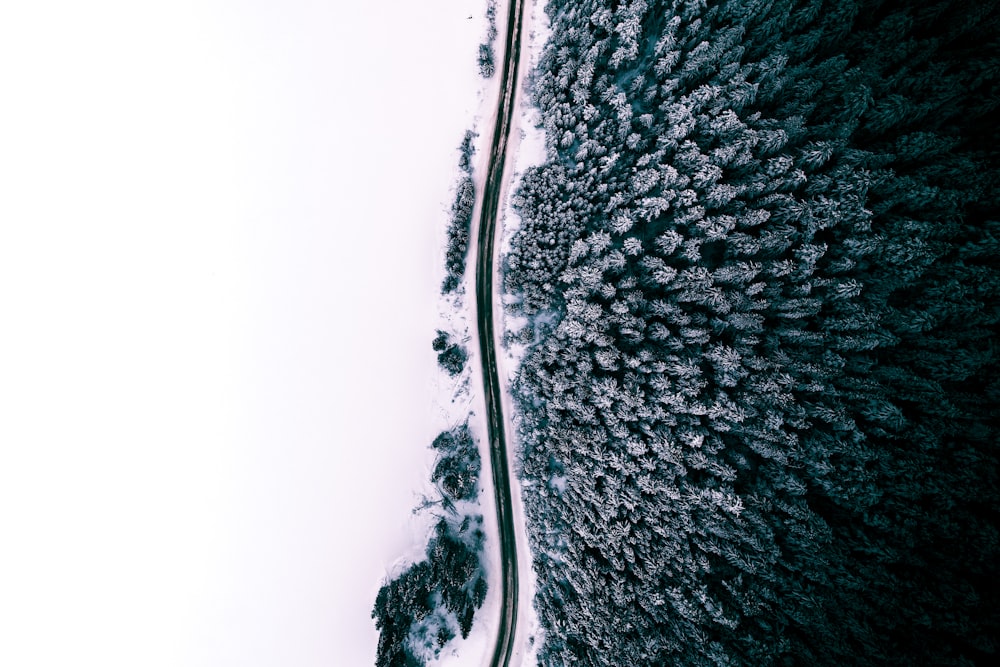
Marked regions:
[503,0,1000,665]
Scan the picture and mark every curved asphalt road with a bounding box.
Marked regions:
[475,0,524,666]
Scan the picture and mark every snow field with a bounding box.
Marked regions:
[0,1,489,665]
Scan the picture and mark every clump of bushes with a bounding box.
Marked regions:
[477,1,498,79]
[432,331,468,376]
[441,178,475,294]
[431,425,481,502]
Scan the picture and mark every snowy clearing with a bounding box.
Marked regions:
[0,1,490,666]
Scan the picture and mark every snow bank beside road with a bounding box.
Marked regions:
[495,0,552,664]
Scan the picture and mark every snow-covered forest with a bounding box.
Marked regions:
[501,0,999,664]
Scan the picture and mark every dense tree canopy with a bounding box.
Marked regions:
[504,0,999,664]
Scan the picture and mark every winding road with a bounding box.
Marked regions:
[475,0,525,666]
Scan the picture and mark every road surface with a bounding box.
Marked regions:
[475,0,525,665]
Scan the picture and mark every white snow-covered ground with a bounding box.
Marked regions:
[0,2,491,666]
